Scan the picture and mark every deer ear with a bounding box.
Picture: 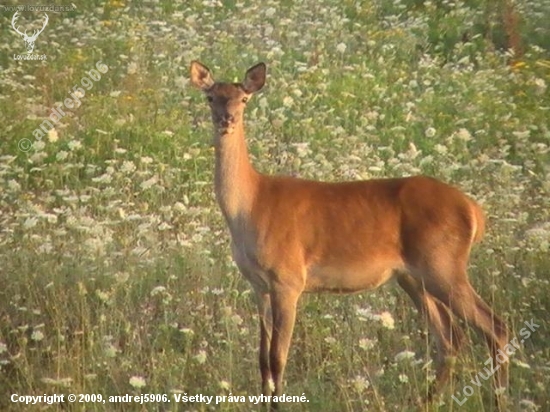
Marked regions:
[243,63,266,94]
[190,61,215,90]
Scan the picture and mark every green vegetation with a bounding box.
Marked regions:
[0,0,548,410]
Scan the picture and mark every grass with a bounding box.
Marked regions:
[0,0,549,410]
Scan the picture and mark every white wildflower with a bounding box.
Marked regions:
[40,377,73,387]
[67,140,82,150]
[425,127,436,138]
[351,375,370,392]
[259,97,268,109]
[95,290,109,302]
[121,160,136,174]
[356,306,375,320]
[193,350,207,364]
[456,128,472,141]
[33,140,46,151]
[173,202,186,212]
[24,217,38,229]
[358,338,376,351]
[231,314,243,326]
[56,151,68,161]
[150,286,167,296]
[158,222,172,231]
[512,359,531,369]
[283,96,294,108]
[47,128,59,143]
[140,176,158,190]
[336,42,347,53]
[519,399,539,411]
[7,180,21,191]
[31,330,45,342]
[104,343,117,358]
[265,7,276,17]
[512,130,530,139]
[129,376,146,389]
[534,78,547,95]
[127,62,138,75]
[92,173,112,184]
[378,311,395,330]
[395,350,416,362]
[292,88,303,98]
[434,144,448,154]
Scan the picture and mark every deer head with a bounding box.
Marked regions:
[12,12,49,54]
[190,61,266,137]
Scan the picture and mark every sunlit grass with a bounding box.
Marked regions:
[0,0,549,411]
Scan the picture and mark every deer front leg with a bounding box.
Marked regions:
[268,285,301,410]
[255,290,273,398]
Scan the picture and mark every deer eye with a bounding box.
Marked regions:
[206,96,213,103]
[242,97,249,103]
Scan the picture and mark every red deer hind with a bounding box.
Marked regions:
[190,60,509,410]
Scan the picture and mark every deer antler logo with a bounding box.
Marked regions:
[11,11,49,54]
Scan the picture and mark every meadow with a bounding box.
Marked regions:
[0,0,549,410]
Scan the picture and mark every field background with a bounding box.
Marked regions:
[0,0,549,411]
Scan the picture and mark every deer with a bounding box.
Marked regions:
[189,61,509,410]
[11,11,49,54]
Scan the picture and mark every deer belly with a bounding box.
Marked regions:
[304,263,397,293]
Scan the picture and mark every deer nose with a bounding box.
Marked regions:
[220,114,234,127]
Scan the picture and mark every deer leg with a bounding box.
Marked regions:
[397,273,464,402]
[268,285,301,410]
[255,290,273,398]
[421,274,509,409]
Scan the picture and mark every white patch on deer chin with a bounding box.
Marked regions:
[218,126,234,135]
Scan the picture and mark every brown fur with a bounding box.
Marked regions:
[190,61,508,410]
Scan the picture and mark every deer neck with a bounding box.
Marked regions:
[214,122,258,224]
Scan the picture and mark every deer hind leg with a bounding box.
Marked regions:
[420,271,509,408]
[397,273,465,402]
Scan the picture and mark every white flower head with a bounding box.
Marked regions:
[67,140,82,151]
[378,311,395,330]
[425,127,436,138]
[127,62,138,75]
[193,350,207,364]
[47,128,59,143]
[31,330,45,342]
[456,128,472,141]
[56,151,68,161]
[129,375,146,389]
[534,77,547,95]
[33,140,46,151]
[358,338,376,351]
[351,375,370,392]
[395,350,416,362]
[121,160,136,173]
